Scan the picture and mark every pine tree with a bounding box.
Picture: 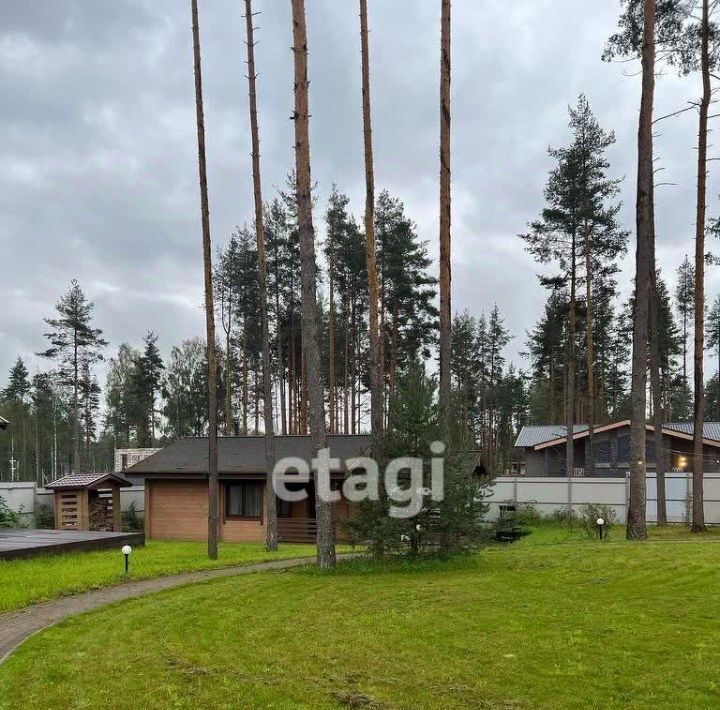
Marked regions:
[359,0,383,440]
[291,0,334,568]
[438,0,452,415]
[604,0,659,540]
[521,95,626,478]
[345,365,489,556]
[243,0,278,550]
[39,280,107,472]
[191,0,219,558]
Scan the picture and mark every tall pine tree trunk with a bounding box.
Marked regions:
[566,237,576,479]
[692,0,710,533]
[360,0,383,437]
[191,0,219,559]
[584,222,595,477]
[291,0,334,567]
[225,294,233,435]
[438,0,452,411]
[627,0,655,541]
[328,250,336,434]
[244,0,277,549]
[649,265,667,525]
[242,328,249,434]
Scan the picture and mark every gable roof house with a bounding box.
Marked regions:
[127,435,372,544]
[514,420,720,477]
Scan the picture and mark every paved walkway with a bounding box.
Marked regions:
[0,556,318,664]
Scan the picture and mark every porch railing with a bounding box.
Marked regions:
[278,517,318,543]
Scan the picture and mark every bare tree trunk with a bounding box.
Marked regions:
[243,0,277,549]
[359,0,383,437]
[291,0,334,568]
[301,351,308,434]
[191,0,219,559]
[242,328,249,434]
[276,292,287,435]
[438,0,452,412]
[627,0,655,541]
[650,265,667,525]
[225,291,233,435]
[351,296,356,434]
[584,222,595,477]
[566,235,576,479]
[692,0,710,533]
[344,293,350,434]
[328,249,336,434]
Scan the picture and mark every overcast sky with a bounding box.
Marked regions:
[2,0,719,388]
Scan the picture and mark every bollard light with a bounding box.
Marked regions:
[122,544,132,574]
[596,517,605,541]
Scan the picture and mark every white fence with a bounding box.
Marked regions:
[485,473,720,524]
[0,482,145,527]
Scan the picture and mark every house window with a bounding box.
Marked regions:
[226,482,263,519]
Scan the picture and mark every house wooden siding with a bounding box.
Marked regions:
[145,478,351,543]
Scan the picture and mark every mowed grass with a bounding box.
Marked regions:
[0,540,332,613]
[514,520,720,547]
[2,530,720,709]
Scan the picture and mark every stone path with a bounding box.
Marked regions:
[0,556,317,664]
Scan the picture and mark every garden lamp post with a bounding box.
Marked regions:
[596,517,605,541]
[122,544,132,574]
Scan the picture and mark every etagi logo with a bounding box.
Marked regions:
[272,441,447,519]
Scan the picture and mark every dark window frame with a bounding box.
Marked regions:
[225,481,264,521]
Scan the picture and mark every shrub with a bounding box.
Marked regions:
[0,494,24,528]
[514,502,542,526]
[552,506,578,525]
[122,501,144,532]
[34,504,55,529]
[581,503,617,540]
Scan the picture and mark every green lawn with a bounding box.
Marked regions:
[514,520,720,547]
[0,540,332,613]
[1,527,719,708]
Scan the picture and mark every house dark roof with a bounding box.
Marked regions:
[0,416,8,431]
[46,472,134,490]
[514,425,588,448]
[515,421,720,449]
[126,435,373,476]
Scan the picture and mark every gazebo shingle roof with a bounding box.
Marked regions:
[46,472,133,490]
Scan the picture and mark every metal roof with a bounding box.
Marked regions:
[664,422,720,441]
[515,421,720,448]
[514,425,588,448]
[126,435,373,475]
[46,472,133,489]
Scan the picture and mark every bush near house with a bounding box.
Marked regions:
[0,494,24,528]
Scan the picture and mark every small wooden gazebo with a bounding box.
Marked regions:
[47,473,133,532]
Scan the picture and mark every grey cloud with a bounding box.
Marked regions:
[2,0,720,386]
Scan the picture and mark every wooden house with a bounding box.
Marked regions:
[126,435,371,543]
